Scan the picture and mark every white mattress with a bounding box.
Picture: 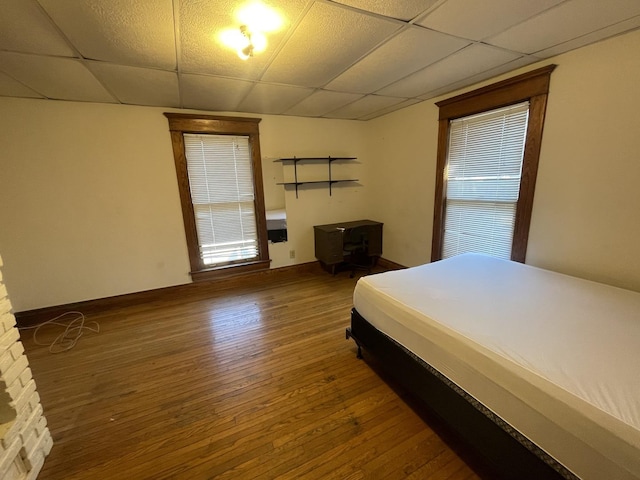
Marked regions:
[266,208,287,230]
[353,253,640,480]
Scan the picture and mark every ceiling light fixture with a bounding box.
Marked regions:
[235,25,268,60]
[238,25,254,60]
[219,2,282,61]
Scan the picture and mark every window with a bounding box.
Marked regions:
[432,65,555,263]
[165,113,270,281]
[443,102,529,260]
[184,134,258,265]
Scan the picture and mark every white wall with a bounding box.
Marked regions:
[0,100,369,311]
[367,29,640,292]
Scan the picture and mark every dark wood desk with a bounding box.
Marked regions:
[314,220,383,274]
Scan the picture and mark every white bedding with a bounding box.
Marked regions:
[353,253,640,480]
[266,208,287,230]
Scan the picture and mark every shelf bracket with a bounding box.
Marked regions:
[328,156,333,196]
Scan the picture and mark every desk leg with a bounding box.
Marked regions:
[318,261,340,275]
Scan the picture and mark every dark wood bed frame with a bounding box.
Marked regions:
[347,308,577,480]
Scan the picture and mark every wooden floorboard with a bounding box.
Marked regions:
[20,268,483,479]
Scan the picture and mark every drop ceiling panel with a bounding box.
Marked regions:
[0,72,43,99]
[358,98,423,120]
[37,0,176,70]
[534,14,640,58]
[180,73,254,112]
[0,0,76,57]
[237,83,314,115]
[285,90,364,117]
[324,94,406,119]
[418,56,539,100]
[0,52,116,102]
[1,0,639,120]
[378,44,522,98]
[329,0,440,21]
[87,63,180,107]
[417,0,565,41]
[487,0,640,54]
[325,26,470,94]
[179,0,309,79]
[262,2,401,87]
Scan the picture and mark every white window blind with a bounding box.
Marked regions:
[443,102,529,260]
[184,134,258,265]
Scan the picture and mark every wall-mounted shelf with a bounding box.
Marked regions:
[274,157,358,198]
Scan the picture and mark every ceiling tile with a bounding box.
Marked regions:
[38,0,176,69]
[0,52,116,102]
[0,0,76,57]
[487,0,640,54]
[418,56,540,100]
[329,0,439,21]
[323,94,406,119]
[358,98,423,120]
[285,90,364,117]
[86,63,180,107]
[417,0,564,41]
[262,2,401,87]
[180,73,254,112]
[0,72,43,99]
[534,14,640,58]
[0,0,638,120]
[377,44,522,98]
[325,26,470,94]
[179,0,308,79]
[237,83,314,115]
[284,90,364,117]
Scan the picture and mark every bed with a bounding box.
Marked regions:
[347,253,640,480]
[266,208,287,243]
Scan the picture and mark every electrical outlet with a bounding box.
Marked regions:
[289,249,295,259]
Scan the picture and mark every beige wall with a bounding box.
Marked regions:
[0,100,369,311]
[366,101,440,268]
[367,29,640,291]
[0,100,190,311]
[526,30,640,291]
[2,28,639,311]
[260,115,370,269]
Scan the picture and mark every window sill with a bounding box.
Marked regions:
[190,259,271,282]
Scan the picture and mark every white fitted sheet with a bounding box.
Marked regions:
[353,254,640,480]
[266,208,287,230]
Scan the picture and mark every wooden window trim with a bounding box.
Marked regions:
[431,65,556,263]
[164,113,270,280]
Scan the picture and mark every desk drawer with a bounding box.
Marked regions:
[314,228,343,265]
[314,220,383,267]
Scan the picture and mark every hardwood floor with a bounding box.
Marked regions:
[20,267,483,479]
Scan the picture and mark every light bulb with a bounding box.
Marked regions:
[220,29,245,50]
[238,44,253,60]
[238,2,283,33]
[251,32,267,54]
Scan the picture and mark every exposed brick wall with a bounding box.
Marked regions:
[0,256,52,480]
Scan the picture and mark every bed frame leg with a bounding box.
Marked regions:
[345,327,363,359]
